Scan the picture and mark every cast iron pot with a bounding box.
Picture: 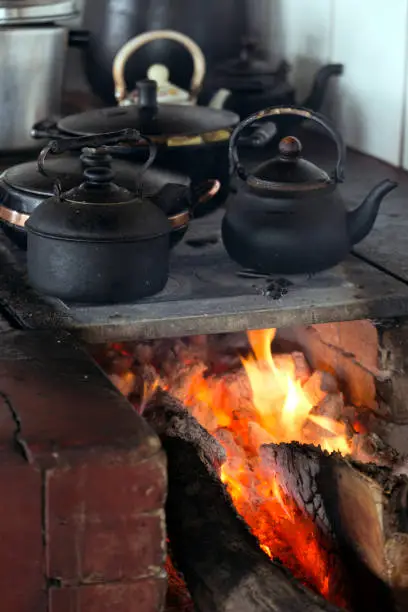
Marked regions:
[222,107,398,275]
[0,140,218,249]
[32,79,240,217]
[26,129,173,304]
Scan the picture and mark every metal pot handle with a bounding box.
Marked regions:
[112,30,206,104]
[229,106,346,184]
[37,129,157,196]
[31,118,64,140]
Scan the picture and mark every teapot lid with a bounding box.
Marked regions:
[217,40,276,77]
[215,40,290,92]
[247,136,332,196]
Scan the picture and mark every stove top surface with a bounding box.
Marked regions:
[0,132,408,342]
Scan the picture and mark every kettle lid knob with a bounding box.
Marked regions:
[279,136,302,159]
[83,166,115,185]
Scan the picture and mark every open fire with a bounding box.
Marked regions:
[167,328,351,607]
[93,323,408,612]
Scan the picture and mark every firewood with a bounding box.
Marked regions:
[276,323,379,409]
[303,371,338,407]
[351,432,400,467]
[260,442,408,612]
[311,394,345,421]
[291,351,312,384]
[144,392,343,612]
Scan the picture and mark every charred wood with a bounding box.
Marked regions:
[144,393,343,612]
[261,442,408,612]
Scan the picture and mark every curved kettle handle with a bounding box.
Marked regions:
[113,30,206,104]
[229,106,346,184]
[37,129,157,196]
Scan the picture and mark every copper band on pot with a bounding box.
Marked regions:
[168,211,190,229]
[0,206,29,228]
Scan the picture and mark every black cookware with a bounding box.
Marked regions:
[222,107,398,275]
[26,130,173,304]
[32,80,239,217]
[0,140,219,249]
[81,0,248,105]
[208,40,344,125]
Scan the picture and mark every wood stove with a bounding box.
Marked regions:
[0,140,408,611]
[94,320,408,612]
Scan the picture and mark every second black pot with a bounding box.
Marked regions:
[32,80,240,217]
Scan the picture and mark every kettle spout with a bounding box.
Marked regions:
[302,63,344,112]
[347,179,398,246]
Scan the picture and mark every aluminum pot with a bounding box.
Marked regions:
[0,0,87,152]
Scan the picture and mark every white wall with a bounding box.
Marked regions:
[259,0,408,168]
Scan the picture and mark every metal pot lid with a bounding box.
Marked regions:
[1,154,190,212]
[57,95,239,140]
[0,0,77,24]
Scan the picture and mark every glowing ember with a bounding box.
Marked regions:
[172,328,351,607]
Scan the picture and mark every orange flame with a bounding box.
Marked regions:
[175,328,351,607]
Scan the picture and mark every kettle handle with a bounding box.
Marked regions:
[37,129,157,196]
[113,30,206,104]
[229,106,346,184]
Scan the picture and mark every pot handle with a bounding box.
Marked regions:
[37,129,157,195]
[112,30,206,104]
[31,118,64,140]
[192,180,221,210]
[229,106,345,184]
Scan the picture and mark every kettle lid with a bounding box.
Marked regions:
[217,40,278,78]
[27,151,171,242]
[248,136,332,195]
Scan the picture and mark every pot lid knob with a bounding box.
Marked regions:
[137,79,159,112]
[278,136,302,160]
[239,38,257,62]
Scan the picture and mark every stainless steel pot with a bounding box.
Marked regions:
[0,0,79,152]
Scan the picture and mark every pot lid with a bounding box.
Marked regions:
[249,136,331,194]
[215,41,289,92]
[57,80,239,139]
[2,154,189,200]
[26,166,171,242]
[0,0,77,24]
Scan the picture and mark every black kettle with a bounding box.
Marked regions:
[222,107,398,275]
[26,130,173,304]
[208,40,344,124]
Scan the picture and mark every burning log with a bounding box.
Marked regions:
[261,442,408,612]
[144,392,343,612]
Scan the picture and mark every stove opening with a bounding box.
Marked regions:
[91,321,408,612]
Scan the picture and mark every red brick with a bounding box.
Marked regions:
[49,578,167,612]
[46,452,166,583]
[0,331,167,612]
[0,463,45,612]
